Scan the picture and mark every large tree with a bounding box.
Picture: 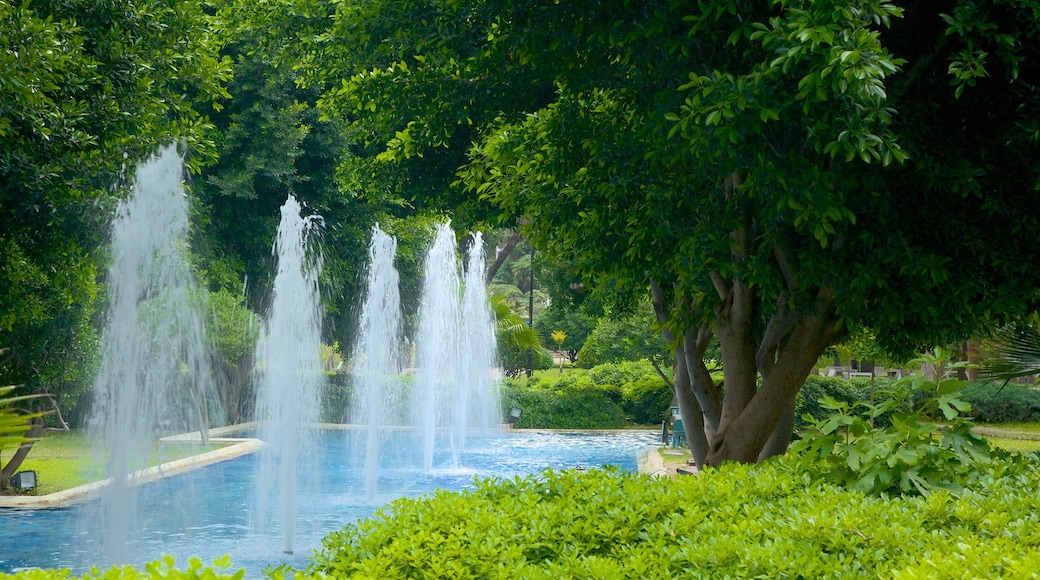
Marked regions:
[310,0,1040,467]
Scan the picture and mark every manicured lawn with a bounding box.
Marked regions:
[986,436,1040,454]
[5,430,228,496]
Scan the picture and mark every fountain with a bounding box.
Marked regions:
[459,232,500,440]
[413,224,462,470]
[349,225,403,501]
[85,144,222,565]
[250,195,325,555]
[408,224,501,470]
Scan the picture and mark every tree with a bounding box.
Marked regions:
[1,0,230,409]
[534,306,594,363]
[311,0,1040,467]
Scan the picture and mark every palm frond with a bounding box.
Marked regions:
[977,325,1040,384]
[488,293,541,351]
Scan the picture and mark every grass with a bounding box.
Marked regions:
[3,430,229,496]
[658,446,692,464]
[986,436,1040,454]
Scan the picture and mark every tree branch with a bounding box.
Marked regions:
[485,230,522,284]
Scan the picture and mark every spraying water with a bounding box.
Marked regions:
[251,195,324,555]
[460,232,500,439]
[410,225,501,470]
[350,225,403,501]
[413,224,461,470]
[86,144,221,565]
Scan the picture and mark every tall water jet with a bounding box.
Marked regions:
[87,144,220,565]
[459,233,500,439]
[251,195,324,555]
[413,224,461,470]
[350,225,403,501]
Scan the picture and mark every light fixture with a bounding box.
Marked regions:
[507,407,522,424]
[11,470,37,492]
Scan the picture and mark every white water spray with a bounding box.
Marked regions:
[251,195,324,555]
[413,224,461,470]
[350,225,403,501]
[410,224,501,470]
[87,144,220,565]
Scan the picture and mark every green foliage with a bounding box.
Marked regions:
[0,385,43,454]
[500,374,625,429]
[585,361,673,424]
[500,361,672,427]
[285,455,1040,579]
[795,375,905,431]
[576,304,671,369]
[793,348,993,496]
[0,555,244,579]
[2,0,230,415]
[533,306,594,363]
[959,382,1040,424]
[206,290,260,368]
[309,0,1040,463]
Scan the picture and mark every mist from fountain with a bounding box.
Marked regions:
[85,144,221,565]
[251,195,325,555]
[349,225,403,501]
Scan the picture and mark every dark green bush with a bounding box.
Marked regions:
[499,375,626,429]
[959,382,1040,423]
[287,455,1040,579]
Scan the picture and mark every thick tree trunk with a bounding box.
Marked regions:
[706,296,838,466]
[649,279,715,466]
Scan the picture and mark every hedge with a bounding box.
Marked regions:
[500,361,674,428]
[959,382,1040,423]
[284,453,1040,579]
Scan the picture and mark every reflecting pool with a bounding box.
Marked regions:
[0,430,657,575]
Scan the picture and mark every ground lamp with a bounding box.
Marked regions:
[10,470,37,492]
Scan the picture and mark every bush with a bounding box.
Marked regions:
[795,375,905,431]
[585,361,673,424]
[500,361,674,428]
[499,340,554,378]
[0,556,244,579]
[285,455,1040,579]
[499,375,626,429]
[959,382,1040,423]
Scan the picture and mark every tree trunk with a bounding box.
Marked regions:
[706,297,838,466]
[485,231,522,284]
[649,279,714,466]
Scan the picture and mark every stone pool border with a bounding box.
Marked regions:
[0,426,661,508]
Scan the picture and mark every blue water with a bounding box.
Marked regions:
[0,430,656,575]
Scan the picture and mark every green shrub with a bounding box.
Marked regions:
[499,375,626,429]
[959,382,1040,423]
[795,375,905,430]
[499,340,554,378]
[0,556,244,579]
[501,361,673,427]
[584,361,672,424]
[794,348,993,496]
[283,454,1040,579]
